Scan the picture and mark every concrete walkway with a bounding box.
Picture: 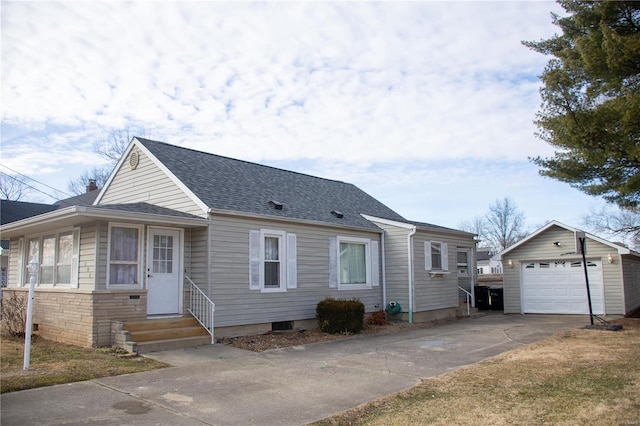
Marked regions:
[0,313,590,425]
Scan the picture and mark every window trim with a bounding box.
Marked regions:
[249,229,296,293]
[107,223,143,289]
[22,228,78,288]
[457,248,470,277]
[337,236,372,290]
[425,241,449,272]
[260,229,287,293]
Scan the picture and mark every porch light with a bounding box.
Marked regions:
[507,259,514,268]
[607,253,614,264]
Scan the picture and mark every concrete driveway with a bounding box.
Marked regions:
[0,313,590,425]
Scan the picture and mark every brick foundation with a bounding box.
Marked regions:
[2,288,147,347]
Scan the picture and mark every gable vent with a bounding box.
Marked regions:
[129,150,139,170]
[269,200,284,210]
[331,210,344,219]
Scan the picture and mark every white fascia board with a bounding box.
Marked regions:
[94,138,210,215]
[361,214,415,230]
[500,220,631,258]
[0,206,209,238]
[93,138,137,205]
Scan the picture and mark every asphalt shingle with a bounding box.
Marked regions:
[136,138,406,230]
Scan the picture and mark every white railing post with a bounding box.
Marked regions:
[458,286,473,317]
[186,276,215,344]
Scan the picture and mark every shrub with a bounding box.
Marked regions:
[366,309,388,326]
[316,297,365,334]
[1,292,27,337]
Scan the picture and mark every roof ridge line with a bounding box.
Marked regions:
[135,137,352,186]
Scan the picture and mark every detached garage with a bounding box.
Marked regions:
[501,221,640,316]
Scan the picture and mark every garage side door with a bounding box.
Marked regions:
[521,260,604,315]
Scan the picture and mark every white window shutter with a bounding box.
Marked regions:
[71,228,81,288]
[424,241,432,271]
[371,240,379,287]
[17,238,24,286]
[287,233,297,289]
[329,237,338,288]
[441,242,449,271]
[249,230,261,290]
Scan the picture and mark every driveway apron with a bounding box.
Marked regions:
[0,313,589,425]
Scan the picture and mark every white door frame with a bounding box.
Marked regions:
[146,226,184,316]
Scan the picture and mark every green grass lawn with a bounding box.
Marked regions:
[1,334,168,393]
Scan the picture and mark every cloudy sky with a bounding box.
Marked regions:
[1,1,609,232]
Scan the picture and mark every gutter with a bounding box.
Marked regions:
[407,225,417,323]
[381,231,387,310]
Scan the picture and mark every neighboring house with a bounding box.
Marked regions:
[500,221,640,316]
[476,247,503,275]
[1,137,476,348]
[1,200,61,292]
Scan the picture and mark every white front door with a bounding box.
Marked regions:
[147,228,181,315]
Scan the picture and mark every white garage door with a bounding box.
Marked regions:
[522,260,604,314]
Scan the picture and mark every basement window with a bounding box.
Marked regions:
[272,321,293,331]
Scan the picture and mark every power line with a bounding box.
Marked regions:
[0,172,65,200]
[0,163,73,199]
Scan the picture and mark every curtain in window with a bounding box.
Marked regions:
[340,243,366,284]
[56,233,73,284]
[40,236,55,284]
[110,227,139,285]
[110,227,139,261]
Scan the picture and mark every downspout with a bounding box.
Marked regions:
[407,226,417,323]
[381,231,387,309]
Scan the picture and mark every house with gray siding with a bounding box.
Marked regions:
[1,137,476,350]
[500,221,640,316]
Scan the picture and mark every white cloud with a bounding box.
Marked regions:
[3,0,596,231]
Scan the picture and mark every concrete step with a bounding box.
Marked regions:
[132,335,213,355]
[123,316,200,332]
[117,315,212,354]
[129,325,210,342]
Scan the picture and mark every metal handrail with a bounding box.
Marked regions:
[458,286,473,317]
[186,276,215,344]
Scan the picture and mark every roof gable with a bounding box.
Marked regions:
[132,138,406,230]
[500,220,632,256]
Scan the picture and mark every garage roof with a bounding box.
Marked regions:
[500,220,637,258]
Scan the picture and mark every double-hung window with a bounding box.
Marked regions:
[457,249,470,276]
[263,233,284,289]
[249,229,297,292]
[330,236,379,290]
[108,224,142,287]
[23,229,78,287]
[425,241,448,272]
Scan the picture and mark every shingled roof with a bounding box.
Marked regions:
[136,138,406,230]
[0,200,59,225]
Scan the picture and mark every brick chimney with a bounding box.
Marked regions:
[86,179,98,193]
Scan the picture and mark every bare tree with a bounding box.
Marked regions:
[93,129,132,163]
[67,129,134,195]
[485,197,527,252]
[458,215,487,246]
[0,172,33,200]
[461,197,528,253]
[583,206,640,250]
[67,167,113,195]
